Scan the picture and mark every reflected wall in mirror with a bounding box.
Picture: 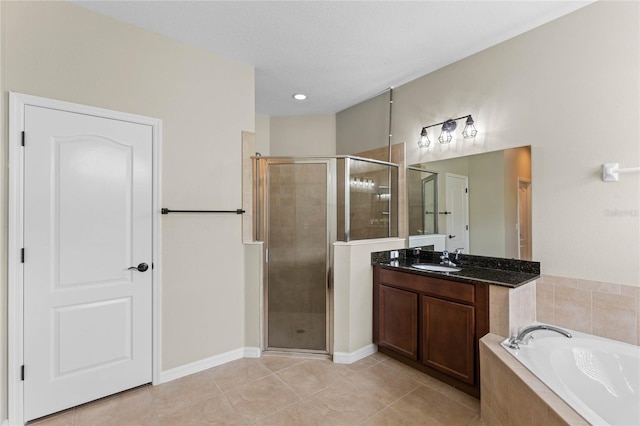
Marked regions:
[408,146,531,260]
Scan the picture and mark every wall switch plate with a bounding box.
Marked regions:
[390,250,399,259]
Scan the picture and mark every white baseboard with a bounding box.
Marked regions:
[159,347,262,384]
[243,346,261,358]
[333,343,378,364]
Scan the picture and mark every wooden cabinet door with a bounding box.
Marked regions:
[421,295,475,384]
[377,284,418,359]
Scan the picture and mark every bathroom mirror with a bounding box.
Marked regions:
[408,146,532,259]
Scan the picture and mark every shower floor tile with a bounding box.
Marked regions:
[267,311,326,351]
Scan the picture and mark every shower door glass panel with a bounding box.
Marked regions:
[267,162,327,351]
[348,158,398,240]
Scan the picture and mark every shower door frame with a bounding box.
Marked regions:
[255,157,336,355]
[422,173,439,234]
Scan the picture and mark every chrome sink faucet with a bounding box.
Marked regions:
[508,324,572,350]
[454,248,463,262]
[440,250,456,267]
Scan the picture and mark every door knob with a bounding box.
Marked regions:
[128,263,149,272]
[448,235,456,239]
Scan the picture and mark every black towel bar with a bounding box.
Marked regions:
[161,208,245,215]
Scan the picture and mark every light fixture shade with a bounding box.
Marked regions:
[438,120,456,143]
[462,115,478,139]
[438,130,453,144]
[417,127,431,148]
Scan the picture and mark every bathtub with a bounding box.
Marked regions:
[501,324,640,426]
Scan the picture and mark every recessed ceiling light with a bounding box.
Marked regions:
[292,93,307,101]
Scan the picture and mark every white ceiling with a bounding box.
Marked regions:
[73,1,594,116]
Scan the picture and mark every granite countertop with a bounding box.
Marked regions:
[371,248,540,288]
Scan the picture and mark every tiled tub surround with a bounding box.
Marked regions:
[490,283,538,339]
[537,274,640,346]
[480,334,589,426]
[500,326,640,426]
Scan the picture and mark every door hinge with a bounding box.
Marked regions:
[466,225,469,231]
[465,187,468,193]
[21,131,25,147]
[21,365,25,381]
[21,248,25,263]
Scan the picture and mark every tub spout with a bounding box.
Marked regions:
[508,324,572,350]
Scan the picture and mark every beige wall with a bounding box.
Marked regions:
[336,91,390,155]
[337,1,640,286]
[270,114,336,156]
[255,113,271,156]
[468,151,506,257]
[0,1,254,418]
[503,146,531,258]
[333,238,406,357]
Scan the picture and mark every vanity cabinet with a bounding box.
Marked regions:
[373,265,489,397]
[421,295,474,384]
[377,285,418,359]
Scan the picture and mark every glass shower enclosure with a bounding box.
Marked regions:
[254,156,398,353]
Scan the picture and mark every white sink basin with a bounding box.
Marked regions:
[411,263,461,273]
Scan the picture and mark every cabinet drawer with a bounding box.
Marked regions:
[379,268,474,304]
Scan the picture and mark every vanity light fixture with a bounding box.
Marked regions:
[438,119,457,144]
[418,114,478,148]
[462,115,478,138]
[418,127,431,148]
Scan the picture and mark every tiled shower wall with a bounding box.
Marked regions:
[536,275,640,345]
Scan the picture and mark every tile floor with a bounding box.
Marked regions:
[30,352,484,426]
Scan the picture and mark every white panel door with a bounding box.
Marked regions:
[445,174,469,253]
[23,105,153,421]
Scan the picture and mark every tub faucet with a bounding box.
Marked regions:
[508,324,572,350]
[440,250,456,267]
